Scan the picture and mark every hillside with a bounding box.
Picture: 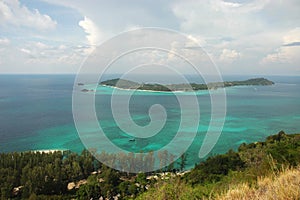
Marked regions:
[0,131,299,199]
[217,166,300,200]
[136,164,300,200]
[137,131,300,200]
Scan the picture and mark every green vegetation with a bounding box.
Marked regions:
[99,78,274,92]
[0,149,180,199]
[0,130,299,199]
[216,166,300,200]
[100,79,141,89]
[137,131,300,199]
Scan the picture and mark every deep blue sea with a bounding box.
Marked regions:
[0,74,299,168]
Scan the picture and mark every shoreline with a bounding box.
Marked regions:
[98,77,274,93]
[100,85,202,93]
[98,84,269,94]
[30,149,69,154]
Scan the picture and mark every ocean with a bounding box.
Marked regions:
[0,74,299,168]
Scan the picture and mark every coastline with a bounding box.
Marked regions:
[100,85,187,93]
[98,77,274,93]
[99,84,218,94]
[30,149,69,154]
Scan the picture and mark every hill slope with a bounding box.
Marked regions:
[217,166,300,200]
[137,131,300,200]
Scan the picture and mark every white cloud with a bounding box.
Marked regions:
[19,42,51,56]
[261,28,300,64]
[261,46,300,65]
[171,0,270,67]
[4,40,88,72]
[213,0,267,12]
[79,16,102,48]
[219,49,241,63]
[20,48,31,54]
[172,0,270,38]
[125,25,143,32]
[0,38,10,45]
[0,0,57,30]
[186,35,207,47]
[35,42,50,49]
[172,0,300,75]
[0,38,10,65]
[283,27,300,44]
[1,0,299,75]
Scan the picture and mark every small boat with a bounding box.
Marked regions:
[129,138,136,142]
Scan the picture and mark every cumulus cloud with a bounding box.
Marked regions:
[283,27,300,44]
[219,49,241,63]
[17,41,86,67]
[79,16,102,47]
[0,38,10,45]
[172,0,270,38]
[1,0,300,74]
[261,28,300,64]
[0,0,57,30]
[186,35,207,47]
[172,0,300,74]
[171,0,271,67]
[261,46,300,64]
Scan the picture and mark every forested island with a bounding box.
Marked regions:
[0,131,299,199]
[99,78,274,92]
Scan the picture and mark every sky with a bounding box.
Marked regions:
[0,0,299,75]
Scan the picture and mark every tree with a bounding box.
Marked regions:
[136,173,147,192]
[76,175,101,200]
[99,167,120,198]
[118,181,130,197]
[179,153,188,171]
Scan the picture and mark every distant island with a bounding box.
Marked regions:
[98,78,274,92]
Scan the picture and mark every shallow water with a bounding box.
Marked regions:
[0,74,299,168]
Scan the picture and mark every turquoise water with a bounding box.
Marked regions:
[0,75,299,168]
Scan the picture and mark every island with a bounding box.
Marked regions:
[99,77,274,92]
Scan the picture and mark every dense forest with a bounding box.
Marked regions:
[0,131,299,199]
[98,78,274,92]
[0,149,186,199]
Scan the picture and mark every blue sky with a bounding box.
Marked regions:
[0,0,299,75]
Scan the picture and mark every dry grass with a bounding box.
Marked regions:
[216,166,300,200]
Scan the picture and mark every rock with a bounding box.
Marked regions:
[13,186,23,196]
[67,182,75,190]
[98,178,105,183]
[68,180,87,190]
[76,179,87,189]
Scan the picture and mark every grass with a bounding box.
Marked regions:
[136,165,300,200]
[135,132,300,200]
[216,165,300,200]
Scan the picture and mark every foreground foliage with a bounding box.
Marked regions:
[137,131,300,199]
[0,131,299,199]
[217,166,300,200]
